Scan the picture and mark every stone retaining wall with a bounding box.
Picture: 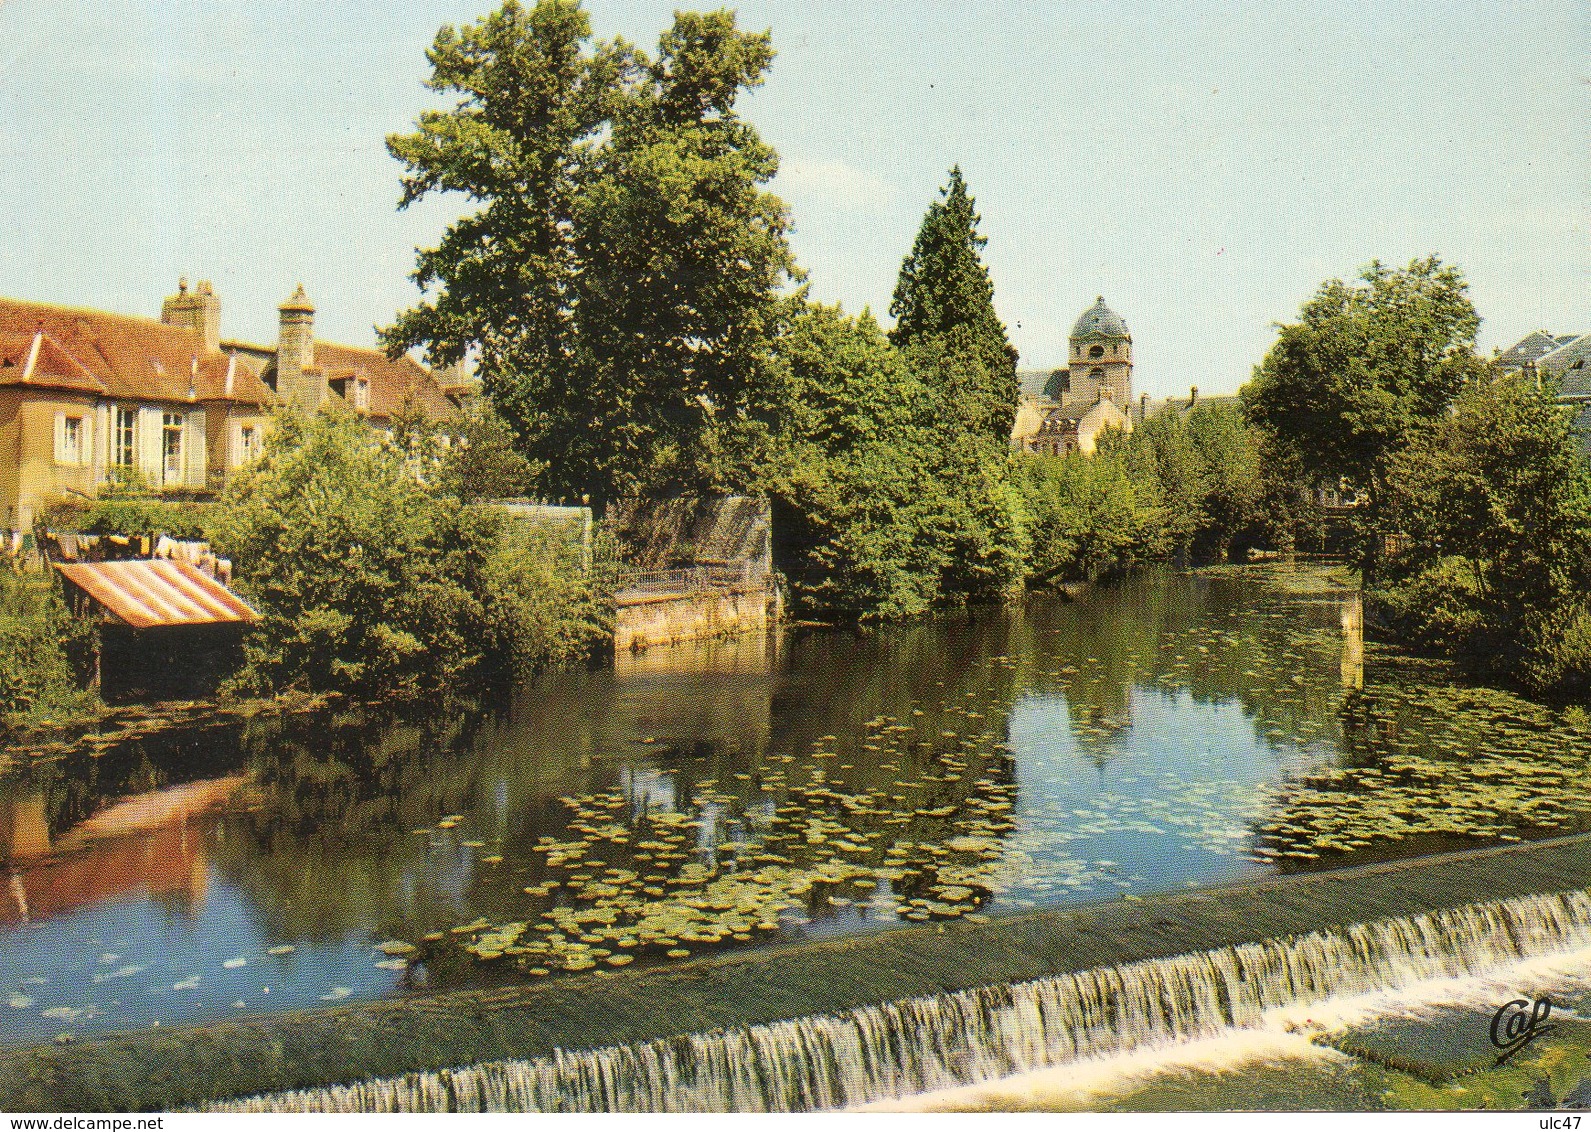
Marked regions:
[613,585,780,652]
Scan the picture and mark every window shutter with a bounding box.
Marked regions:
[94,404,111,472]
[138,408,163,481]
[53,412,66,464]
[77,414,93,467]
[186,410,206,486]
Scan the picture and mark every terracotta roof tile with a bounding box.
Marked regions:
[0,331,109,393]
[0,296,455,421]
[0,298,274,407]
[313,341,457,420]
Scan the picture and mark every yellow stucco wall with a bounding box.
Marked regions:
[2,389,98,529]
[1,390,272,529]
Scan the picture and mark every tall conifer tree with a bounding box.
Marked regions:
[889,167,1019,440]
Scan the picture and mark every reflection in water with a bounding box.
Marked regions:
[2,563,1542,1046]
[0,777,245,927]
[1341,594,1364,690]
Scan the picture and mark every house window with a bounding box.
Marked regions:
[237,423,260,465]
[114,407,137,468]
[55,414,86,466]
[162,412,184,484]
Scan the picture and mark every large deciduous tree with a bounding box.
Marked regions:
[383,1,797,507]
[1379,371,1591,692]
[889,167,1019,441]
[1241,256,1485,574]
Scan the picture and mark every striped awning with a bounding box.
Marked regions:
[55,560,259,629]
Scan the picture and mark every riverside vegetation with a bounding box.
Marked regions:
[7,4,1586,727]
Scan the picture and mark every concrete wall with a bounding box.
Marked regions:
[202,402,272,488]
[614,584,780,652]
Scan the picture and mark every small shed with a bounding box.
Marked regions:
[54,560,259,702]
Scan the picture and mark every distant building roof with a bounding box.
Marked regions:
[1541,333,1591,398]
[55,560,259,629]
[1155,392,1242,418]
[1499,330,1578,372]
[222,338,458,421]
[1071,297,1130,343]
[1016,367,1071,400]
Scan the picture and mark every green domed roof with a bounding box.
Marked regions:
[1071,296,1130,342]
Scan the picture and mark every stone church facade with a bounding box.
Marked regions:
[1012,296,1141,456]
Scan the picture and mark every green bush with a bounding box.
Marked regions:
[208,410,602,700]
[39,472,208,539]
[1373,557,1486,656]
[1520,599,1591,698]
[477,521,607,680]
[0,569,94,730]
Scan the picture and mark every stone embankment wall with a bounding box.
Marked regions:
[614,583,782,652]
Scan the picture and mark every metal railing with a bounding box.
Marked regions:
[613,562,765,595]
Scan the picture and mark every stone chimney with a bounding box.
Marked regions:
[276,284,323,409]
[161,277,221,354]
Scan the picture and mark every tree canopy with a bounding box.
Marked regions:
[209,410,600,699]
[383,0,797,507]
[729,301,1027,619]
[1242,256,1485,571]
[1378,371,1591,692]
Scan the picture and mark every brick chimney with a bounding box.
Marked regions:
[276,284,323,409]
[161,277,221,354]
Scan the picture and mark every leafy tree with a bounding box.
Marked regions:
[729,302,1025,620]
[1379,371,1591,691]
[1242,256,1486,575]
[434,406,543,504]
[0,570,93,731]
[1098,401,1302,564]
[383,1,797,507]
[889,167,1020,441]
[1016,451,1167,585]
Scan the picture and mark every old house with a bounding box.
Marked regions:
[0,280,459,534]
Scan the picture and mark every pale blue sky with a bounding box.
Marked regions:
[0,0,1585,396]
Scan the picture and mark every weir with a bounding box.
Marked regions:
[12,832,1591,1111]
[209,888,1591,1112]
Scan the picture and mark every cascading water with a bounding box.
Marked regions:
[208,888,1591,1113]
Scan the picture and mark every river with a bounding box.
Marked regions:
[3,561,1588,1049]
